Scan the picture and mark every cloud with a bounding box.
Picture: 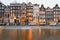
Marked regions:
[1,0,60,8]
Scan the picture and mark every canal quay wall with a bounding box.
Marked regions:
[0,26,60,29]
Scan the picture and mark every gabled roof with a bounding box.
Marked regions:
[46,7,50,10]
[40,4,45,8]
[0,1,6,7]
[21,2,26,5]
[40,4,45,10]
[34,4,39,6]
[53,4,60,8]
[10,2,21,6]
[27,2,33,6]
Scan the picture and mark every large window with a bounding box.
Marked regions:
[40,11,45,14]
[27,13,32,16]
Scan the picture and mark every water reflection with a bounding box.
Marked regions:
[0,29,3,40]
[28,29,32,40]
[0,27,60,40]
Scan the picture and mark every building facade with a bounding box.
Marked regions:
[26,2,33,25]
[46,7,54,24]
[20,2,27,25]
[53,4,60,23]
[8,3,21,25]
[0,2,6,24]
[39,4,46,25]
[0,2,60,25]
[4,6,10,24]
[33,4,39,25]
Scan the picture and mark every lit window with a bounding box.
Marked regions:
[11,10,12,13]
[28,17,32,20]
[11,8,12,9]
[56,9,58,10]
[54,9,56,10]
[54,12,56,13]
[54,18,58,21]
[56,12,58,14]
[13,10,15,12]
[18,7,20,9]
[28,13,32,16]
[40,11,45,14]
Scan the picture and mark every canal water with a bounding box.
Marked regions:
[0,26,60,40]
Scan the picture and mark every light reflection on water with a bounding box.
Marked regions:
[0,26,60,40]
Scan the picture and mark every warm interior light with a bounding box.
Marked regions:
[28,13,32,16]
[33,20,36,23]
[14,17,16,19]
[28,29,32,40]
[28,17,32,20]
[20,17,26,24]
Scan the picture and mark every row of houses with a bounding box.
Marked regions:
[0,2,60,25]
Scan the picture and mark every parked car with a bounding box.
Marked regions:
[48,21,57,26]
[0,22,6,26]
[38,21,46,26]
[28,21,37,26]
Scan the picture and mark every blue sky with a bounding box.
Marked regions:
[1,0,60,8]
